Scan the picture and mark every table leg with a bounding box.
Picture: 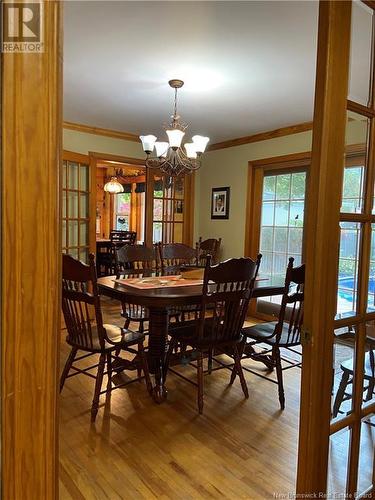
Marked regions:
[148,307,169,403]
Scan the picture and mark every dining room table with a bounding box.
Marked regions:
[97,271,285,403]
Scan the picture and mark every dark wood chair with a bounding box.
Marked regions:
[235,257,305,410]
[332,336,375,418]
[110,230,137,245]
[115,244,159,332]
[60,253,152,422]
[197,237,222,265]
[97,231,138,277]
[157,242,198,274]
[166,254,262,414]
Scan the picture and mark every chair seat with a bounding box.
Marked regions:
[169,319,242,348]
[242,321,300,347]
[341,351,375,380]
[67,323,145,352]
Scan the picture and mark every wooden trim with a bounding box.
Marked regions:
[63,121,140,143]
[63,150,89,164]
[363,1,375,11]
[145,168,154,246]
[183,173,195,246]
[208,122,313,152]
[1,1,62,497]
[296,1,352,494]
[89,155,97,255]
[89,151,145,166]
[249,150,312,168]
[347,99,375,118]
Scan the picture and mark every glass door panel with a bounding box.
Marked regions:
[332,325,357,422]
[337,222,361,319]
[327,427,351,495]
[348,1,373,106]
[327,4,375,496]
[152,174,186,243]
[63,159,90,263]
[357,415,375,495]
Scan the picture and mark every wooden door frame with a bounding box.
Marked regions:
[296,0,352,493]
[88,152,195,248]
[62,150,92,258]
[1,1,62,497]
[89,151,147,246]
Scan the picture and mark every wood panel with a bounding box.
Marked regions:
[63,121,140,142]
[296,1,352,494]
[1,1,62,498]
[208,122,313,151]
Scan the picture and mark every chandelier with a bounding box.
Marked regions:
[139,79,209,176]
[103,169,124,194]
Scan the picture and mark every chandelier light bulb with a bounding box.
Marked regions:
[184,143,198,159]
[103,176,124,194]
[140,135,157,154]
[192,135,210,154]
[155,141,169,158]
[166,129,185,149]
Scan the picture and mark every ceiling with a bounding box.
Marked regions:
[64,1,372,144]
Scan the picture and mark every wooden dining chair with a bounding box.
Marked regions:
[115,244,159,332]
[99,231,137,276]
[196,237,222,265]
[234,257,305,410]
[61,253,152,422]
[157,242,198,274]
[165,254,262,414]
[110,230,137,245]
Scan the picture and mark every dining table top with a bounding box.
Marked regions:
[97,272,285,308]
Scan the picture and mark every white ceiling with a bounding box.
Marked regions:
[63,1,372,144]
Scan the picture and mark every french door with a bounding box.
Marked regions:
[146,169,194,245]
[298,1,375,495]
[62,151,92,262]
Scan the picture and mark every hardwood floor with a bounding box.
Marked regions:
[59,300,375,498]
[59,298,301,499]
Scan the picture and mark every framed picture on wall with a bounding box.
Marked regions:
[211,187,230,219]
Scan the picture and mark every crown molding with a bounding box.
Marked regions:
[63,121,140,143]
[63,119,315,152]
[208,121,313,151]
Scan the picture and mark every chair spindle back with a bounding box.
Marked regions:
[275,257,305,344]
[158,243,198,272]
[115,244,158,276]
[197,254,262,344]
[62,253,105,350]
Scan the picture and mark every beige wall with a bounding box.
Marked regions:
[63,128,145,158]
[63,120,366,260]
[197,118,367,260]
[197,131,313,260]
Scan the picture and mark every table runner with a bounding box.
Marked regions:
[115,275,203,289]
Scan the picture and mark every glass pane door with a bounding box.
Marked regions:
[152,174,185,243]
[63,159,90,263]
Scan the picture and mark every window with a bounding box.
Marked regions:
[259,171,306,304]
[114,192,131,231]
